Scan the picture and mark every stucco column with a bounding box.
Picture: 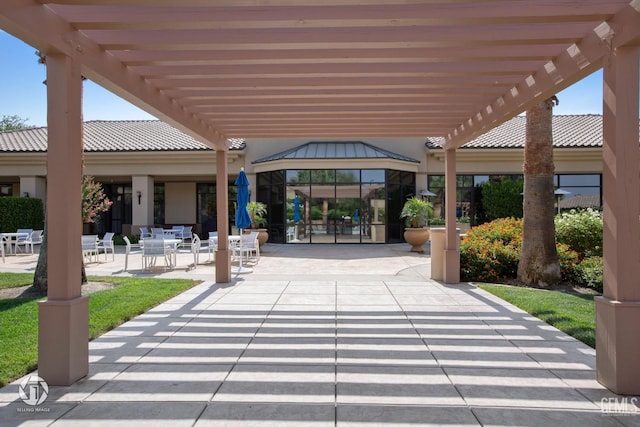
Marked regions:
[38,53,88,386]
[443,148,460,283]
[215,149,231,283]
[596,45,640,395]
[131,175,154,233]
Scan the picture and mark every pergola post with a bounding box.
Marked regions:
[215,149,231,283]
[38,53,88,386]
[443,148,460,283]
[596,45,640,395]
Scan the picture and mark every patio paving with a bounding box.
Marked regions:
[0,243,638,426]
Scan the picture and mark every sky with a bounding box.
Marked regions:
[0,30,604,129]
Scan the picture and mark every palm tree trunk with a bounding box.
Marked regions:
[517,97,561,287]
[33,228,88,294]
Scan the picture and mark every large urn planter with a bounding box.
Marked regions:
[255,228,269,247]
[404,227,430,253]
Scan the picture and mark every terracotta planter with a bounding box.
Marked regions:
[403,227,430,253]
[255,228,269,247]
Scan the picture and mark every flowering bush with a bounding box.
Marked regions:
[460,217,582,284]
[460,218,522,282]
[554,208,603,258]
[81,176,112,223]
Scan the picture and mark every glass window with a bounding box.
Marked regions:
[154,184,165,225]
[558,174,600,187]
[474,175,489,186]
[336,169,360,183]
[428,175,445,189]
[287,170,309,184]
[311,169,335,183]
[0,184,12,196]
[361,169,385,183]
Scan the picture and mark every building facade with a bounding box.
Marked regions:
[0,115,606,243]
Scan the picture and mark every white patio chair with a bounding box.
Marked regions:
[171,225,184,240]
[30,230,43,246]
[142,238,171,271]
[151,227,164,239]
[191,234,201,268]
[123,236,142,272]
[286,226,295,242]
[14,228,33,253]
[139,227,151,240]
[180,226,193,243]
[233,231,260,263]
[81,235,99,263]
[0,233,5,263]
[97,232,115,261]
[207,231,218,261]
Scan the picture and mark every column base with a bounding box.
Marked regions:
[38,296,89,386]
[596,296,640,395]
[443,249,460,284]
[215,248,231,283]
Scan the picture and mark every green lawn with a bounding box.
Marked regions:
[477,283,596,348]
[0,275,200,387]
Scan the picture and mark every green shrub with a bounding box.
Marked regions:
[460,217,582,285]
[554,208,603,258]
[460,218,522,282]
[480,178,524,221]
[113,234,139,246]
[0,197,44,232]
[576,256,603,292]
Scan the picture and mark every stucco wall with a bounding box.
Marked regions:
[165,182,196,224]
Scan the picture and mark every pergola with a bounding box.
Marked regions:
[1,1,638,394]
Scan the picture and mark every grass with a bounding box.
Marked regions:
[477,283,596,348]
[0,274,200,387]
[0,272,35,289]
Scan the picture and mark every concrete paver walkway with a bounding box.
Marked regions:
[0,244,638,426]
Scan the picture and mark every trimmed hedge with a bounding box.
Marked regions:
[0,197,44,232]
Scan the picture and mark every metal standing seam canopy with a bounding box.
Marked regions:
[0,1,639,149]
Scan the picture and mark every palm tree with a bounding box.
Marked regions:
[517,96,561,286]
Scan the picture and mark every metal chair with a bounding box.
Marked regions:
[81,235,99,263]
[14,228,33,253]
[123,236,142,272]
[142,238,171,271]
[97,232,115,261]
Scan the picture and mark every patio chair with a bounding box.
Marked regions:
[14,228,34,253]
[151,227,164,239]
[81,235,99,263]
[142,238,171,271]
[97,232,115,261]
[171,225,184,240]
[191,234,201,268]
[0,234,5,263]
[180,225,193,243]
[139,227,151,240]
[286,226,295,242]
[123,236,142,272]
[30,230,43,246]
[233,231,260,263]
[207,231,218,261]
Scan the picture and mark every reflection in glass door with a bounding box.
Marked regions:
[335,185,362,243]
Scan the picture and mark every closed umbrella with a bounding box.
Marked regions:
[293,195,301,223]
[353,209,360,223]
[233,169,252,273]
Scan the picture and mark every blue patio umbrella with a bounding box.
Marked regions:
[234,169,252,230]
[353,209,360,223]
[233,169,252,273]
[293,195,301,223]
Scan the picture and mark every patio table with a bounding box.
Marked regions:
[1,232,31,255]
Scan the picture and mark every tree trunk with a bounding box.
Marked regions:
[517,97,561,287]
[33,228,88,294]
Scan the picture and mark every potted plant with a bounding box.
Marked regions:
[247,201,269,246]
[400,197,433,253]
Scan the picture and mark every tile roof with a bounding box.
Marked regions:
[425,114,608,149]
[252,141,420,164]
[0,120,245,152]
